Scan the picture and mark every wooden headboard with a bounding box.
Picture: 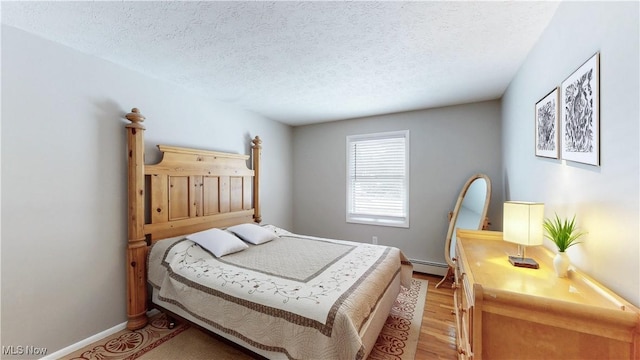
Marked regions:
[124,108,262,330]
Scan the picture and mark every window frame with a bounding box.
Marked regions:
[345,130,410,228]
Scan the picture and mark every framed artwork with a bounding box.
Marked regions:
[561,52,600,166]
[535,87,559,159]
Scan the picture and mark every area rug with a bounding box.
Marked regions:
[367,278,427,360]
[64,279,427,360]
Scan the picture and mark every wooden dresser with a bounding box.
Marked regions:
[453,229,639,359]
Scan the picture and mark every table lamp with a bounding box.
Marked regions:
[503,201,544,269]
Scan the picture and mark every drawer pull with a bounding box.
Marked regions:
[458,346,466,355]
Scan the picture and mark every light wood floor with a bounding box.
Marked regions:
[414,272,457,359]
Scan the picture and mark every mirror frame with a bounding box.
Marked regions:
[443,173,492,268]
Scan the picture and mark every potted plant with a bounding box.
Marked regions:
[543,213,586,277]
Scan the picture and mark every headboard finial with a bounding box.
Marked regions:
[125,108,146,129]
[252,136,262,149]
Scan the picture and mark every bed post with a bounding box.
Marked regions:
[125,108,148,330]
[252,136,262,223]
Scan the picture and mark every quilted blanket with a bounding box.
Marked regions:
[148,228,412,360]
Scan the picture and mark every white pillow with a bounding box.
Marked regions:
[186,228,248,257]
[226,223,278,245]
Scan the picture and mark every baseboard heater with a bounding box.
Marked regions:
[409,259,448,276]
[410,259,447,267]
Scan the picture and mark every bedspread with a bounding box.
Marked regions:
[148,229,412,360]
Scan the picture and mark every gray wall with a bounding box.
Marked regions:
[502,1,639,306]
[1,25,293,356]
[292,101,502,269]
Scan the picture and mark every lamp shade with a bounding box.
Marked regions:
[503,201,544,246]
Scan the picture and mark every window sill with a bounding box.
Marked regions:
[346,216,409,228]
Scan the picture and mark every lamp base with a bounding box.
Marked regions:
[508,256,539,269]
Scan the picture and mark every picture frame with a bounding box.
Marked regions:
[535,87,559,159]
[561,52,600,166]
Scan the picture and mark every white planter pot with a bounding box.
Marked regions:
[553,252,570,278]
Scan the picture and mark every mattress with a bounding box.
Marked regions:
[148,226,413,359]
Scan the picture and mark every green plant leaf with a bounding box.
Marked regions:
[543,213,586,252]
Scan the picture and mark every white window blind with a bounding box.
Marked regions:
[346,130,409,228]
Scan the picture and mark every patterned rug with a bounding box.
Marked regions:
[368,278,427,360]
[63,279,427,360]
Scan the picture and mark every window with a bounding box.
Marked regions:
[346,130,409,228]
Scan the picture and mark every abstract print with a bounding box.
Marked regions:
[537,97,557,151]
[563,68,595,153]
[535,88,558,158]
[561,53,599,166]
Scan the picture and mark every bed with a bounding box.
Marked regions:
[123,108,413,359]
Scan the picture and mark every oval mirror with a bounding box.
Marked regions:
[436,173,491,288]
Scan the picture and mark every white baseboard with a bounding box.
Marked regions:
[410,259,448,276]
[41,309,160,360]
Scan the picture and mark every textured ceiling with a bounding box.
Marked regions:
[2,1,560,126]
